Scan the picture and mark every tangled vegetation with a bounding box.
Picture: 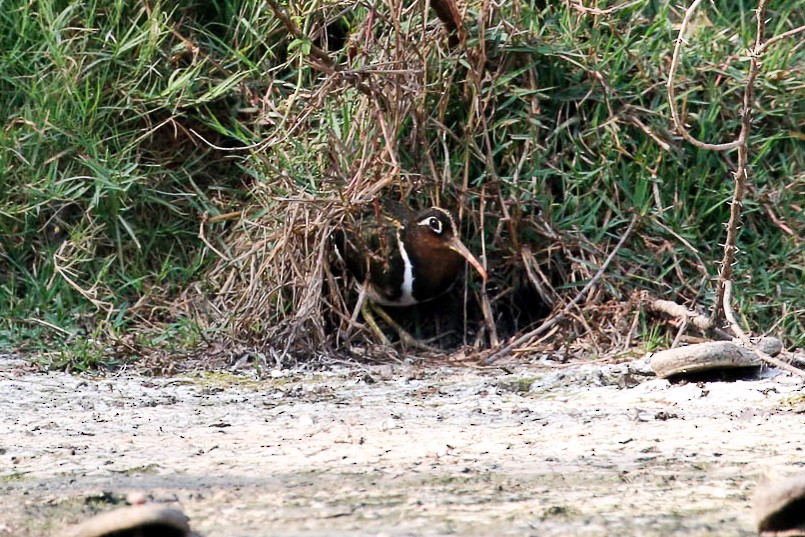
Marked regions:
[1,0,802,366]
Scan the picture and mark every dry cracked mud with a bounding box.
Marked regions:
[2,353,804,536]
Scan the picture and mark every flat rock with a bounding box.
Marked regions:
[650,337,783,379]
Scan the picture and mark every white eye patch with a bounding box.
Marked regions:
[418,216,443,234]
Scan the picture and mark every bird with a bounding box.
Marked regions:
[332,206,487,348]
[333,206,487,305]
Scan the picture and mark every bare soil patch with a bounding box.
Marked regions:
[2,354,803,536]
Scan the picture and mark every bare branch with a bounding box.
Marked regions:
[756,349,805,379]
[565,0,644,16]
[666,0,742,151]
[709,0,767,323]
[649,299,712,332]
[723,280,750,343]
[667,0,794,334]
[758,23,805,53]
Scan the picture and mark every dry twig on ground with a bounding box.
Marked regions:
[484,215,639,364]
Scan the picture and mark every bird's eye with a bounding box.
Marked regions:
[427,217,443,234]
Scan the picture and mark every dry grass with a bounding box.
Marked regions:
[185,1,653,361]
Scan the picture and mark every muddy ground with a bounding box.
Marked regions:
[2,352,804,536]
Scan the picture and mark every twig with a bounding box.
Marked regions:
[265,0,375,98]
[649,296,805,378]
[478,190,499,347]
[521,246,557,307]
[758,24,805,53]
[710,0,767,325]
[666,0,741,151]
[651,217,708,276]
[26,317,73,337]
[628,115,672,152]
[266,0,335,67]
[670,318,688,349]
[566,0,645,16]
[667,0,801,335]
[484,214,639,364]
[649,299,714,332]
[762,203,797,238]
[53,242,113,314]
[199,212,234,262]
[757,349,805,379]
[723,280,750,343]
[647,298,733,339]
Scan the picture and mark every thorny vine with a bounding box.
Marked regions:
[665,0,805,374]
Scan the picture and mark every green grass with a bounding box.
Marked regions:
[0,0,802,363]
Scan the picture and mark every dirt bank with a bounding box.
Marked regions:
[2,354,803,536]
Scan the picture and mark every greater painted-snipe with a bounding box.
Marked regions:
[332,206,487,348]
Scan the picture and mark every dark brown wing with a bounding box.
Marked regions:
[332,213,408,304]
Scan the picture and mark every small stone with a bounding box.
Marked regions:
[753,472,805,536]
[755,336,783,357]
[125,491,148,506]
[61,504,190,537]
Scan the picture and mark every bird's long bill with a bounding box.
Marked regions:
[447,237,488,281]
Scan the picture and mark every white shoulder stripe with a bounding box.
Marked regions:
[396,228,416,305]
